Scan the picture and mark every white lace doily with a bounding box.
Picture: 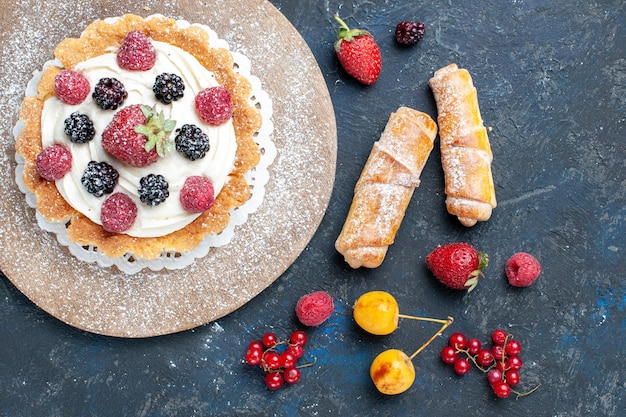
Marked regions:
[14,16,276,274]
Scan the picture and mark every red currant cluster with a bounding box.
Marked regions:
[244,330,312,390]
[440,329,539,399]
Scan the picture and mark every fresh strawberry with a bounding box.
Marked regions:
[36,143,72,180]
[425,242,488,292]
[333,15,382,85]
[54,69,90,105]
[102,104,175,167]
[117,31,156,71]
[505,252,541,287]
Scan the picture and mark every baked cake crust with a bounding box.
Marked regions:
[15,14,262,260]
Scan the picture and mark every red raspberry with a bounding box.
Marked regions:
[295,291,334,326]
[505,252,542,287]
[195,86,233,125]
[36,144,72,180]
[54,70,90,105]
[100,193,137,233]
[117,31,156,71]
[179,176,215,213]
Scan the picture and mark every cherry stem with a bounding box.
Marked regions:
[398,314,451,325]
[408,316,454,360]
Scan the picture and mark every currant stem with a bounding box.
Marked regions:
[398,314,451,325]
[409,316,454,360]
[513,383,541,399]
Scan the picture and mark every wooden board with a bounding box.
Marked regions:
[0,0,336,337]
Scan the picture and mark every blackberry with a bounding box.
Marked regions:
[153,73,185,104]
[81,161,119,197]
[64,112,96,144]
[93,77,128,110]
[394,21,426,46]
[175,124,210,161]
[139,174,169,206]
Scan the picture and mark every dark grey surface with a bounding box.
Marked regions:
[2,0,625,416]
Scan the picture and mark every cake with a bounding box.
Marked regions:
[14,14,274,273]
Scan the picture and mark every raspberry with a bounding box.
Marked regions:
[139,174,169,206]
[295,291,334,326]
[505,252,542,287]
[81,161,119,197]
[153,73,185,104]
[64,112,95,144]
[54,70,90,105]
[117,31,156,71]
[175,124,210,161]
[394,21,426,46]
[179,176,215,213]
[93,77,128,110]
[36,144,72,180]
[195,86,233,126]
[100,193,137,233]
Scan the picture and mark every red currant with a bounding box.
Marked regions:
[441,346,457,365]
[492,344,506,362]
[476,349,494,367]
[506,355,523,371]
[287,343,304,359]
[466,338,482,356]
[248,340,263,351]
[265,372,284,390]
[449,332,467,350]
[505,370,520,386]
[290,330,307,346]
[279,351,297,369]
[487,368,503,386]
[492,329,508,345]
[492,381,511,398]
[453,357,471,376]
[244,349,262,366]
[505,339,522,356]
[284,367,301,384]
[262,351,281,370]
[262,332,278,348]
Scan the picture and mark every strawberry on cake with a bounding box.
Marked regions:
[15,14,273,272]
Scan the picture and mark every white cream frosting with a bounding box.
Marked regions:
[40,40,237,238]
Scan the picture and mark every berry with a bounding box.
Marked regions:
[283,367,301,384]
[139,174,169,206]
[81,161,119,197]
[153,72,185,104]
[448,332,467,350]
[505,370,520,387]
[264,372,284,390]
[262,333,278,348]
[394,20,426,45]
[286,343,304,359]
[476,349,494,367]
[506,355,523,371]
[493,381,511,398]
[290,330,307,346]
[453,357,471,376]
[487,368,503,386]
[248,340,263,352]
[64,112,95,144]
[175,124,210,161]
[36,144,72,181]
[93,77,128,110]
[492,344,506,362]
[100,193,137,233]
[440,346,457,365]
[54,69,90,105]
[102,104,175,167]
[295,291,334,326]
[262,351,281,371]
[195,86,233,125]
[467,338,482,356]
[505,339,522,356]
[425,242,488,292]
[505,252,542,287]
[244,349,262,366]
[492,329,508,345]
[333,15,381,85]
[117,31,156,71]
[279,351,297,369]
[179,176,215,213]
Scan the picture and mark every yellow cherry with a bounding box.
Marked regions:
[353,291,399,335]
[370,349,415,395]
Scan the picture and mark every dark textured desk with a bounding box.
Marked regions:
[1,1,624,416]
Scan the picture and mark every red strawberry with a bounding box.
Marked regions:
[425,243,488,292]
[117,31,156,71]
[505,252,541,287]
[102,104,175,167]
[333,15,382,85]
